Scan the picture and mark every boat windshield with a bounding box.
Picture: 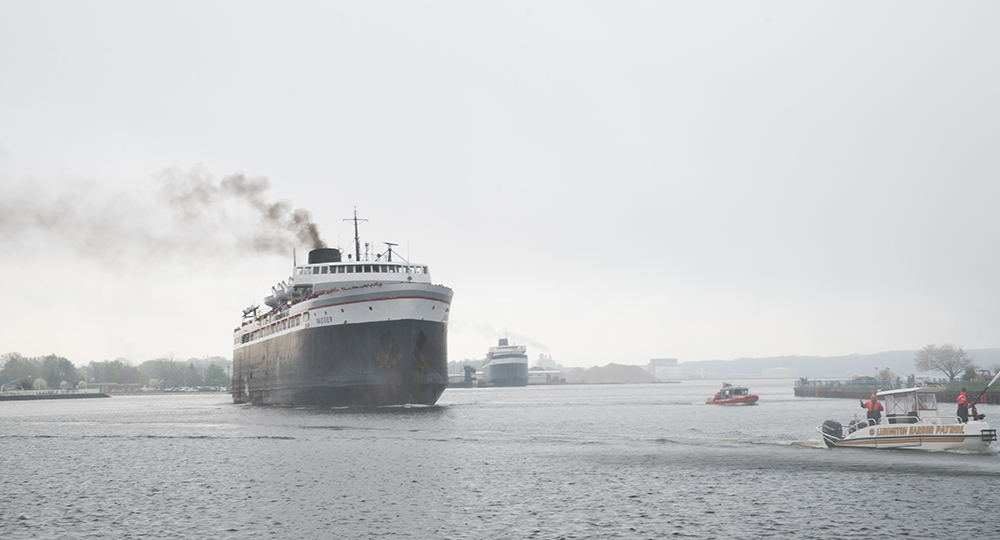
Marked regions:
[883,391,941,423]
[734,388,748,396]
[885,392,916,417]
[917,392,937,410]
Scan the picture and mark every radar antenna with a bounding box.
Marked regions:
[383,242,398,262]
[344,207,368,263]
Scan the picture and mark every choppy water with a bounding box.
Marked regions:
[2,379,997,539]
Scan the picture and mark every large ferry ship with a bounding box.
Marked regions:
[231,216,453,407]
[481,337,529,387]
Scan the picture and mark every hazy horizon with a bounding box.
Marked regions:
[2,3,998,367]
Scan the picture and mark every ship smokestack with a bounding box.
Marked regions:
[308,248,342,264]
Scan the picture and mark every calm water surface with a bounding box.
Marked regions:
[2,380,997,539]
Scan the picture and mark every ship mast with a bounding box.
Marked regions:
[344,207,367,262]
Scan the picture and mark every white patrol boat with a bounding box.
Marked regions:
[818,386,996,451]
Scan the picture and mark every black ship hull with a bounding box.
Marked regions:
[232,318,448,407]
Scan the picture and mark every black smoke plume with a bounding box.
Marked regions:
[0,167,326,265]
[159,168,326,252]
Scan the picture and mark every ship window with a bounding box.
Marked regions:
[296,267,304,275]
[364,265,371,273]
[346,266,354,273]
[422,266,428,274]
[355,265,363,273]
[321,266,328,274]
[304,312,309,322]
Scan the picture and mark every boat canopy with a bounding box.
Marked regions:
[876,387,938,424]
[718,386,751,399]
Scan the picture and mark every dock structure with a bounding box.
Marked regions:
[794,379,1000,404]
[0,389,110,401]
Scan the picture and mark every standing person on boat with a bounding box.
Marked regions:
[957,388,969,423]
[860,393,883,424]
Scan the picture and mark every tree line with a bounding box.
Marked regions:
[0,352,231,390]
[915,344,1000,381]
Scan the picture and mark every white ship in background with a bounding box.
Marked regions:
[481,337,529,387]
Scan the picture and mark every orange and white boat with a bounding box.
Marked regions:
[706,383,759,405]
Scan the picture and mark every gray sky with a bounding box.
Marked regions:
[2,2,998,368]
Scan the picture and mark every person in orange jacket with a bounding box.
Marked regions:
[860,393,884,425]
[957,388,969,423]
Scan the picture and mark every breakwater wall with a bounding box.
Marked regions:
[794,381,1000,404]
[0,392,110,401]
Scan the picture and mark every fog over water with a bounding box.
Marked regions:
[2,4,999,366]
[3,381,997,539]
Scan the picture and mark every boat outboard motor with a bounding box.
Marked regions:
[821,420,843,448]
